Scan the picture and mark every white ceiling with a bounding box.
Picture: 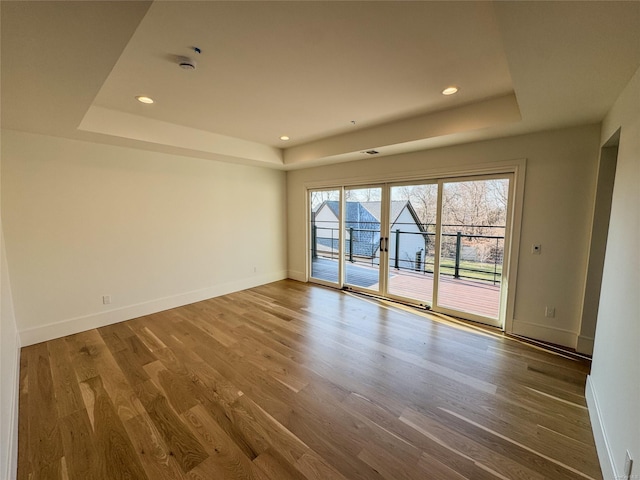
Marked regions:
[92,1,513,146]
[2,1,639,170]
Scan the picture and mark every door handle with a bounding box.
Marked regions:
[379,237,390,252]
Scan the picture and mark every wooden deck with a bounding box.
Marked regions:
[386,269,501,319]
[312,258,500,318]
[17,280,601,480]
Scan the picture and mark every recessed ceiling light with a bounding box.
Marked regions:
[136,96,154,104]
[442,86,459,96]
[280,135,290,141]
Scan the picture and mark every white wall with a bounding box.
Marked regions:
[0,8,21,473]
[1,115,20,480]
[387,208,426,269]
[587,67,640,480]
[1,130,287,345]
[0,229,19,480]
[287,124,601,348]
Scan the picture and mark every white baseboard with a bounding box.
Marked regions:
[576,335,595,356]
[586,375,616,480]
[19,271,287,346]
[287,270,307,282]
[511,319,577,348]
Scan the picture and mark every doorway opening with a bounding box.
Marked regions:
[578,129,620,355]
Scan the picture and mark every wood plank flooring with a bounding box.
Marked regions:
[17,280,602,480]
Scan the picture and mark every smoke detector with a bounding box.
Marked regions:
[178,56,196,70]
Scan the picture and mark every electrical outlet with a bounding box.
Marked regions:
[102,295,111,305]
[624,450,633,478]
[545,306,555,318]
[532,244,542,255]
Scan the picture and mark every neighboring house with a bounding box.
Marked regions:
[371,201,430,270]
[313,201,380,258]
[312,200,428,269]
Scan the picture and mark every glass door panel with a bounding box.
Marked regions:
[343,186,384,292]
[436,177,509,324]
[309,189,341,285]
[387,183,438,306]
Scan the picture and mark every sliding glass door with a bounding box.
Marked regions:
[434,176,510,326]
[343,186,385,293]
[385,182,438,307]
[309,189,342,286]
[308,174,513,328]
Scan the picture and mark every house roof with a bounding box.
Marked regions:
[320,200,426,229]
[359,201,410,226]
[1,2,638,169]
[323,201,379,227]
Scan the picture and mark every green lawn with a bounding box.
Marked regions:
[425,258,502,283]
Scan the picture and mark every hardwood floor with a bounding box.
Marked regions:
[17,280,602,480]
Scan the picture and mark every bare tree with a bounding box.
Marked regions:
[441,179,508,234]
[310,190,339,210]
[346,188,380,202]
[395,184,437,230]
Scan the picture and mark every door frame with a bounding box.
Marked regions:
[342,184,390,296]
[382,179,439,309]
[430,173,515,328]
[308,187,345,289]
[305,158,526,332]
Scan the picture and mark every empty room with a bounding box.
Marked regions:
[1,1,639,479]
